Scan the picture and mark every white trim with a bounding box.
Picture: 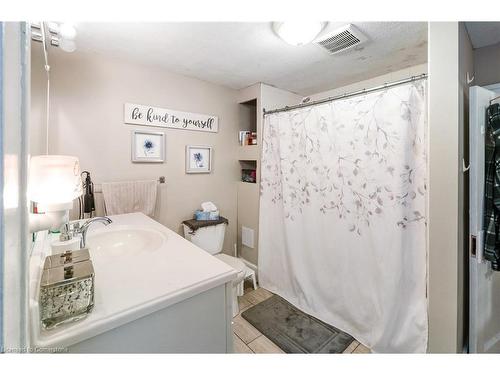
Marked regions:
[224,282,233,353]
[2,22,30,352]
[484,82,500,94]
[0,21,4,353]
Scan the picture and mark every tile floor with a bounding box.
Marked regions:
[232,282,371,354]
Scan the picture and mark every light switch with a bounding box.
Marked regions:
[242,226,254,249]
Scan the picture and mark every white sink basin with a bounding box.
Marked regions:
[86,226,167,256]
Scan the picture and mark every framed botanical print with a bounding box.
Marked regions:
[131,130,165,163]
[186,145,212,173]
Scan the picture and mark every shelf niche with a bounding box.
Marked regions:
[239,160,257,184]
[239,98,257,146]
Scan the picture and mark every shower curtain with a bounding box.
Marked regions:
[258,81,427,353]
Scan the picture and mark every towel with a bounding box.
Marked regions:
[102,180,157,217]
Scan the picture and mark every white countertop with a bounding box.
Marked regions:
[29,213,237,349]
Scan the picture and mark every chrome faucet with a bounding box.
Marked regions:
[76,217,113,249]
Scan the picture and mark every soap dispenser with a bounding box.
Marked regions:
[51,222,81,255]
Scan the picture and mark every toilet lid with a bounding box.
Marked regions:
[215,254,246,275]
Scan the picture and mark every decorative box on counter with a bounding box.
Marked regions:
[39,249,95,330]
[43,248,90,269]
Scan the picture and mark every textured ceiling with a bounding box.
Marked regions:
[465,22,500,49]
[73,22,427,95]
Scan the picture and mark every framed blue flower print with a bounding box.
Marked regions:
[186,145,212,173]
[132,130,165,163]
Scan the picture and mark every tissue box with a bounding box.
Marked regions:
[194,210,220,221]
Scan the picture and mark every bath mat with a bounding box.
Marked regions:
[241,294,354,353]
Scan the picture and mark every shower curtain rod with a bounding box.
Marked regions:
[263,73,428,115]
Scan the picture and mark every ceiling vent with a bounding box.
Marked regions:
[315,24,368,55]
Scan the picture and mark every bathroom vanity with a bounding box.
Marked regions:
[28,213,237,353]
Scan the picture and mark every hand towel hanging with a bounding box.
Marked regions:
[102,180,157,217]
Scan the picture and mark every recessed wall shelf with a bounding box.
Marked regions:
[239,99,257,131]
[239,160,257,183]
[236,83,302,267]
[239,98,257,146]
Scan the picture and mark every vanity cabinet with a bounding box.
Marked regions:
[29,213,236,353]
[68,284,232,353]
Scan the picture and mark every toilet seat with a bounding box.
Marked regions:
[215,254,247,316]
[182,221,246,317]
[214,254,246,277]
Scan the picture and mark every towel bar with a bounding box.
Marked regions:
[93,177,165,194]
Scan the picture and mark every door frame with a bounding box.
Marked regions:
[0,21,4,354]
[1,22,30,353]
[468,84,500,353]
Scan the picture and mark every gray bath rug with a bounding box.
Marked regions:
[241,294,354,353]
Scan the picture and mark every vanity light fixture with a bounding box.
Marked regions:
[28,155,83,232]
[30,22,78,53]
[273,21,326,46]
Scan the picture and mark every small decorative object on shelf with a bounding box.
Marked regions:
[242,169,257,183]
[186,145,212,173]
[131,130,165,163]
[250,132,257,145]
[239,131,257,146]
[39,249,95,330]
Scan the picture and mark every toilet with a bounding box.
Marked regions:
[183,221,246,317]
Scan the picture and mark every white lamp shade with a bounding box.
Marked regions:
[28,155,82,211]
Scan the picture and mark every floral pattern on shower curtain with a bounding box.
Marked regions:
[258,81,427,353]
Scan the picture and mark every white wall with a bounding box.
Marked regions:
[308,64,427,101]
[31,45,240,253]
[428,22,461,353]
[2,22,30,352]
[458,22,474,351]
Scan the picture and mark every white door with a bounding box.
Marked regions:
[469,85,500,353]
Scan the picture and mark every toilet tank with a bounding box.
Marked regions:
[183,223,226,255]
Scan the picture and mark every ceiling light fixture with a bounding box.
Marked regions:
[58,23,77,52]
[273,21,326,46]
[59,23,77,40]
